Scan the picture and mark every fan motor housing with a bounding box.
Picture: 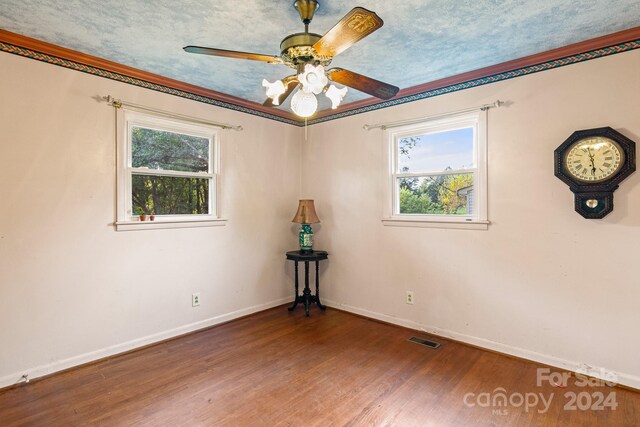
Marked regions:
[280,32,321,53]
[280,32,332,67]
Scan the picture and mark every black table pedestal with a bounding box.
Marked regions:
[286,250,328,316]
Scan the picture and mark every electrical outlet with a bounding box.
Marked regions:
[406,290,414,305]
[192,293,200,307]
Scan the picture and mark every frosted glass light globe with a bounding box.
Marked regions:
[291,89,318,118]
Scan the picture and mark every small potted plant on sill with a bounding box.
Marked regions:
[134,207,147,221]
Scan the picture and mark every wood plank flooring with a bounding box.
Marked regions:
[0,306,638,426]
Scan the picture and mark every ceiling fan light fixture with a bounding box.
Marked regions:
[291,88,318,118]
[325,84,348,109]
[185,4,399,115]
[298,64,328,95]
[262,79,286,105]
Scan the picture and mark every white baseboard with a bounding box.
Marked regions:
[323,299,640,390]
[0,297,291,389]
[4,297,638,391]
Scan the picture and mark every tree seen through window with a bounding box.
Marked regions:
[131,127,211,216]
[398,128,474,215]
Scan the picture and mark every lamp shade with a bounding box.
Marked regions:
[298,64,328,95]
[325,84,348,109]
[292,199,320,224]
[262,79,286,105]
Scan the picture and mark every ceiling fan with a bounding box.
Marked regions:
[183,0,399,117]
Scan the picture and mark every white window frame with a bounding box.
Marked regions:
[382,110,489,230]
[115,109,226,231]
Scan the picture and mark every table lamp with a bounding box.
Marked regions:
[292,199,320,253]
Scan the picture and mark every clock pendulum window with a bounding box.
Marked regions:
[554,127,636,219]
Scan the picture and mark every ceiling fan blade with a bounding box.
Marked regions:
[183,46,282,64]
[327,68,399,100]
[313,7,383,57]
[263,76,299,107]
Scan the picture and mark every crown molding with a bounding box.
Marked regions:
[309,26,640,124]
[0,29,300,125]
[1,26,639,127]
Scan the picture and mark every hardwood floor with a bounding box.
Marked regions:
[0,306,638,426]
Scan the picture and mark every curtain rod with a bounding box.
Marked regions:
[102,95,243,131]
[363,100,503,131]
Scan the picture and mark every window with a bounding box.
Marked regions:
[116,110,224,230]
[384,110,488,229]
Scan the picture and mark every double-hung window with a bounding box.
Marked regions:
[116,110,223,230]
[384,110,488,229]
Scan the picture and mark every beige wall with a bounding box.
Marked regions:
[2,48,639,389]
[0,53,301,386]
[302,50,640,388]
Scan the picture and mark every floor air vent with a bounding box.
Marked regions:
[408,336,441,349]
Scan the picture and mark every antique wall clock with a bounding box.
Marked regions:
[554,127,636,219]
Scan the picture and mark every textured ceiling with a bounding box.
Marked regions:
[1,0,639,114]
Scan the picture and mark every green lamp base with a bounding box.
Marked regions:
[299,223,314,253]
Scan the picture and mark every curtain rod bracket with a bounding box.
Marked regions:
[103,95,122,109]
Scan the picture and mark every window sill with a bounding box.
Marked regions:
[381,217,489,230]
[115,218,228,231]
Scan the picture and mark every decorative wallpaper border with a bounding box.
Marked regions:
[308,39,640,125]
[0,41,300,126]
[1,34,639,127]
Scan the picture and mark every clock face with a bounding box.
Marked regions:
[564,136,624,183]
